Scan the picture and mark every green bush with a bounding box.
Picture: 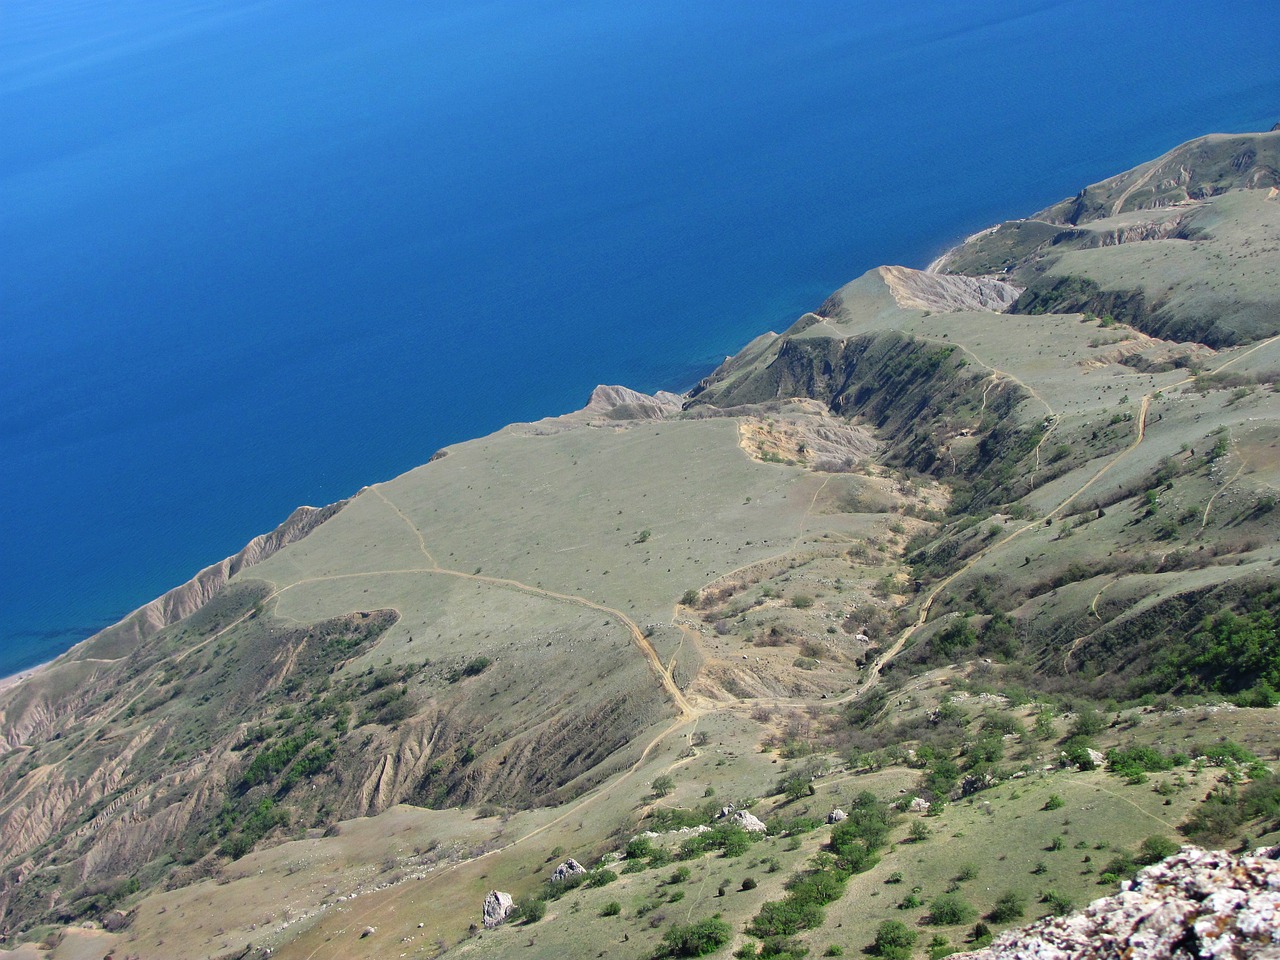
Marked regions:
[1137,836,1180,865]
[659,917,732,957]
[516,896,546,924]
[626,836,654,860]
[1040,890,1074,916]
[1042,794,1064,811]
[601,900,621,917]
[1106,745,1184,780]
[927,893,977,925]
[584,868,617,888]
[870,919,917,959]
[987,891,1025,923]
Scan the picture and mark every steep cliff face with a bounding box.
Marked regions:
[690,329,1030,491]
[0,503,346,757]
[879,265,1021,314]
[70,502,348,665]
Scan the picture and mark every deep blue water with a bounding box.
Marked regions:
[2,0,1278,677]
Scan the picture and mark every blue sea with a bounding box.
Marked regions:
[2,0,1278,677]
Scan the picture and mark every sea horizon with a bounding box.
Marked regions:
[3,0,1279,678]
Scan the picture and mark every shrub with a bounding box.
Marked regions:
[516,897,546,923]
[659,917,732,957]
[1137,836,1179,865]
[1107,745,1183,780]
[601,900,621,917]
[1042,794,1064,811]
[652,775,676,798]
[987,891,1025,923]
[626,836,654,860]
[741,876,758,891]
[870,919,918,959]
[927,894,976,925]
[584,869,617,887]
[1040,890,1074,916]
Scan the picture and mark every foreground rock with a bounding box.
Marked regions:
[956,845,1280,960]
[482,890,515,929]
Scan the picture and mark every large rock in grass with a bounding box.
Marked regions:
[729,810,767,833]
[954,845,1280,960]
[482,890,515,929]
[551,858,587,882]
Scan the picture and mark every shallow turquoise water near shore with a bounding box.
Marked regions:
[2,0,1279,676]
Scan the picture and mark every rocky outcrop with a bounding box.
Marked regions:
[515,384,684,434]
[482,890,515,929]
[581,384,684,421]
[551,858,586,882]
[728,810,767,833]
[879,265,1022,314]
[827,809,847,824]
[956,845,1280,960]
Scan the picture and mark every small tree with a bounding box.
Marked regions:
[927,894,976,926]
[652,775,676,798]
[871,919,918,959]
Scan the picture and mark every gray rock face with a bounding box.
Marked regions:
[551,858,587,882]
[728,810,767,833]
[827,809,847,824]
[954,845,1280,960]
[482,890,515,929]
[908,796,931,813]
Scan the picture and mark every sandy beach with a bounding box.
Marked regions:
[0,661,49,694]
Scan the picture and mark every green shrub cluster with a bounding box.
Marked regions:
[746,793,891,940]
[678,823,758,860]
[658,917,732,957]
[1105,745,1186,782]
[1182,773,1280,843]
[869,919,917,959]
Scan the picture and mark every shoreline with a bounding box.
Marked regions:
[0,661,51,694]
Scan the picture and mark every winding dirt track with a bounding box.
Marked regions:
[283,333,1280,958]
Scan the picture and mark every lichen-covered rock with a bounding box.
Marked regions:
[551,858,587,882]
[482,890,515,929]
[908,796,931,813]
[827,809,847,824]
[954,845,1280,960]
[729,810,767,833]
